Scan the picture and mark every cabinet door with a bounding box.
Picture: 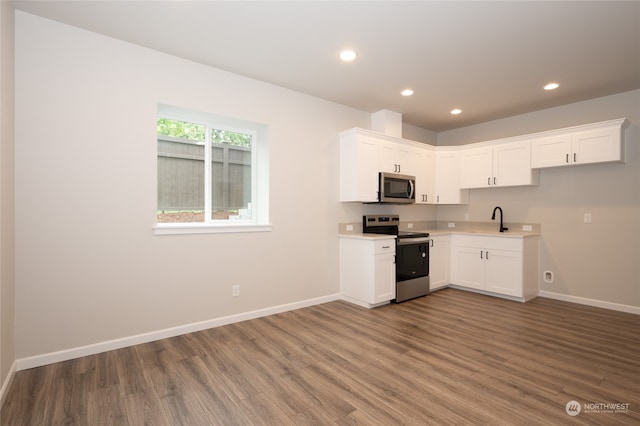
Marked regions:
[460,146,493,188]
[493,141,535,186]
[374,252,396,303]
[573,127,622,165]
[429,235,449,290]
[531,134,572,168]
[485,249,522,297]
[395,144,414,175]
[414,148,434,204]
[378,141,396,173]
[380,141,412,174]
[435,151,469,204]
[356,137,380,201]
[339,134,379,202]
[450,245,485,290]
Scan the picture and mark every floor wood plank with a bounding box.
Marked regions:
[2,288,639,425]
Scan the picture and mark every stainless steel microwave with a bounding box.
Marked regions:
[378,172,416,204]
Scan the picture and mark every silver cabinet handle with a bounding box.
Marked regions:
[493,177,496,185]
[480,250,483,259]
[566,153,569,163]
[574,153,577,163]
[487,177,491,186]
[486,251,489,259]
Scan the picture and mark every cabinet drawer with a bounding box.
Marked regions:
[452,235,522,252]
[375,239,396,254]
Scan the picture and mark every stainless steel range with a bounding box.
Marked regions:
[363,215,430,302]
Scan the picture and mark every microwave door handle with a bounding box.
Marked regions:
[408,179,415,199]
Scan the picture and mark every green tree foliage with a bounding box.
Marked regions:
[157,118,205,142]
[211,129,252,147]
[157,118,252,147]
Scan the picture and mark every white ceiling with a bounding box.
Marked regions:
[12,1,640,131]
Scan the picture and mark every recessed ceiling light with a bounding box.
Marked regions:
[339,50,357,62]
[450,109,462,115]
[401,89,414,97]
[544,82,559,91]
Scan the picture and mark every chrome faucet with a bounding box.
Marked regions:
[491,206,509,232]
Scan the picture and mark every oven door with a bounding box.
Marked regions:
[396,237,430,281]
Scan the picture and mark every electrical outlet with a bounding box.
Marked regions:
[584,213,592,224]
[448,222,455,228]
[522,225,533,231]
[408,223,413,229]
[232,285,240,297]
[346,224,354,231]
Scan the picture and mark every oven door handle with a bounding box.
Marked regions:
[397,237,431,246]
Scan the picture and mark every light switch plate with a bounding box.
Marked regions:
[584,213,592,224]
[448,222,455,228]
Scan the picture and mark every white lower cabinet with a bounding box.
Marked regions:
[428,235,449,291]
[450,235,538,301]
[339,236,396,308]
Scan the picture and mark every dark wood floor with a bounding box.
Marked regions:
[2,288,639,425]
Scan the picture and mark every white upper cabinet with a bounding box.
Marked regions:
[339,131,380,202]
[434,149,469,204]
[414,147,435,204]
[461,140,539,189]
[380,140,414,175]
[530,134,571,168]
[339,128,439,203]
[339,119,626,203]
[460,146,493,188]
[531,118,627,169]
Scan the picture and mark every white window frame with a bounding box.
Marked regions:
[154,104,271,235]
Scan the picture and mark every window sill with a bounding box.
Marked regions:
[154,222,273,235]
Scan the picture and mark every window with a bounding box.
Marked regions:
[155,105,270,234]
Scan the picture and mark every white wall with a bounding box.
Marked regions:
[14,12,371,361]
[0,0,16,402]
[437,90,640,310]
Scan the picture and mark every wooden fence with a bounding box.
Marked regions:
[157,135,251,213]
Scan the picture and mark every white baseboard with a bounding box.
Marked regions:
[539,291,640,315]
[0,361,17,409]
[16,293,341,371]
[339,295,390,309]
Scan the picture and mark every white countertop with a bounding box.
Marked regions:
[339,229,540,240]
[429,229,540,238]
[338,233,398,240]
